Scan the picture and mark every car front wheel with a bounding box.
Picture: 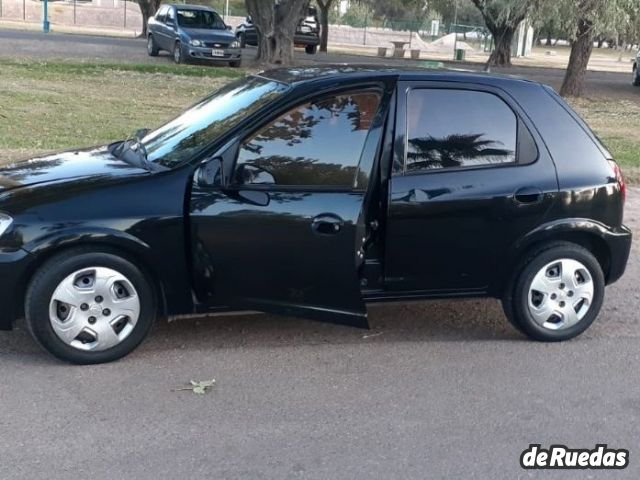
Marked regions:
[173,41,183,64]
[305,44,318,54]
[25,249,156,364]
[503,243,604,341]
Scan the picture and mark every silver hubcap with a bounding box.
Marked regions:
[174,45,180,62]
[49,267,140,351]
[147,37,153,53]
[527,258,594,331]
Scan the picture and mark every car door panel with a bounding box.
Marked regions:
[189,85,392,327]
[190,189,370,326]
[385,81,559,293]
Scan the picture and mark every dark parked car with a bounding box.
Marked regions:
[633,50,640,86]
[235,6,320,54]
[0,67,631,364]
[147,4,241,67]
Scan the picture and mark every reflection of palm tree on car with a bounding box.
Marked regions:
[407,133,514,170]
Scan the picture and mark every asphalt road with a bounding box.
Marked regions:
[1,28,640,479]
[0,28,637,99]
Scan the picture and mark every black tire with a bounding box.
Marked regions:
[633,65,640,86]
[25,248,157,364]
[502,242,605,342]
[147,35,159,56]
[173,41,183,64]
[237,32,246,49]
[305,44,318,55]
[229,60,241,68]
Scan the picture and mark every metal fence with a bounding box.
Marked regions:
[0,0,246,34]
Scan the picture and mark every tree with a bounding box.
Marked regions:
[137,0,162,37]
[316,0,335,53]
[470,0,537,67]
[559,0,633,97]
[245,0,311,65]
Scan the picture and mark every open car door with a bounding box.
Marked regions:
[189,83,392,328]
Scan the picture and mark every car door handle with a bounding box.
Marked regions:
[311,214,344,235]
[514,187,544,205]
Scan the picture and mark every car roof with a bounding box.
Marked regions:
[257,65,541,90]
[166,4,216,11]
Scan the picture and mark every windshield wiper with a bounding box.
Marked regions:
[111,128,164,172]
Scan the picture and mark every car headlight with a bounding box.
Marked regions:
[0,213,13,237]
[230,40,240,48]
[190,39,203,47]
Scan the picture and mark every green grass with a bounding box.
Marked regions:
[0,59,245,160]
[571,97,640,183]
[0,59,245,80]
[600,136,640,169]
[1,59,639,184]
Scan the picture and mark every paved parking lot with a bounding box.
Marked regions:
[1,28,639,478]
[0,189,638,479]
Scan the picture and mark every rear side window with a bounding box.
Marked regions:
[405,89,517,172]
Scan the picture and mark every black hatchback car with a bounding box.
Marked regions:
[0,67,631,364]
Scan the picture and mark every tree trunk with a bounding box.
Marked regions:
[246,0,310,65]
[138,0,160,37]
[545,28,552,46]
[560,18,594,97]
[317,0,332,53]
[487,25,515,67]
[137,0,160,37]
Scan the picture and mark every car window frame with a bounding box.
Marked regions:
[166,6,176,23]
[156,5,169,22]
[394,81,540,177]
[227,84,390,193]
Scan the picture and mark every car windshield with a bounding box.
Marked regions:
[177,9,225,29]
[141,76,289,168]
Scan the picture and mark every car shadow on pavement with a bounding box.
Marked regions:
[0,298,524,363]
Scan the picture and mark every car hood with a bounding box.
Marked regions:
[181,28,236,43]
[0,146,149,193]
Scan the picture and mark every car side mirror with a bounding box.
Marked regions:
[236,163,275,185]
[226,25,232,31]
[245,16,252,24]
[196,157,225,188]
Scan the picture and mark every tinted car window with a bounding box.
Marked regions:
[177,9,225,29]
[235,91,381,187]
[142,76,289,168]
[406,89,517,172]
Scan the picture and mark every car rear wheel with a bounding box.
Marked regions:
[502,243,604,341]
[173,41,183,64]
[305,44,318,54]
[147,35,159,56]
[25,249,156,364]
[229,60,241,68]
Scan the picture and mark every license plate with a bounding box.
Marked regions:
[211,49,225,57]
[301,26,311,33]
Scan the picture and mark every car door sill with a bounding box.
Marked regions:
[363,287,489,303]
